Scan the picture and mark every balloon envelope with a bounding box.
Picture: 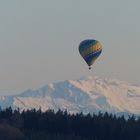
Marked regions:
[79,39,102,69]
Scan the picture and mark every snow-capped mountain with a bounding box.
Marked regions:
[0,76,140,115]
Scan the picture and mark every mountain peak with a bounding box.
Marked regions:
[0,76,140,115]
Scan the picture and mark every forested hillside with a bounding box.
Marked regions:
[0,107,140,140]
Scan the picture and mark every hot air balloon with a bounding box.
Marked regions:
[79,39,102,69]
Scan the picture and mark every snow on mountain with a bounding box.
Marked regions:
[0,76,140,115]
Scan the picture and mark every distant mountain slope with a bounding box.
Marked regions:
[0,76,140,115]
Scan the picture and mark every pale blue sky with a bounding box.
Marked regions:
[0,0,140,94]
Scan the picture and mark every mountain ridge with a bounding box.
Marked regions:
[0,76,140,115]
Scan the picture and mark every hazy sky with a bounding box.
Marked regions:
[0,0,140,94]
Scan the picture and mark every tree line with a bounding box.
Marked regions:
[0,107,140,140]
